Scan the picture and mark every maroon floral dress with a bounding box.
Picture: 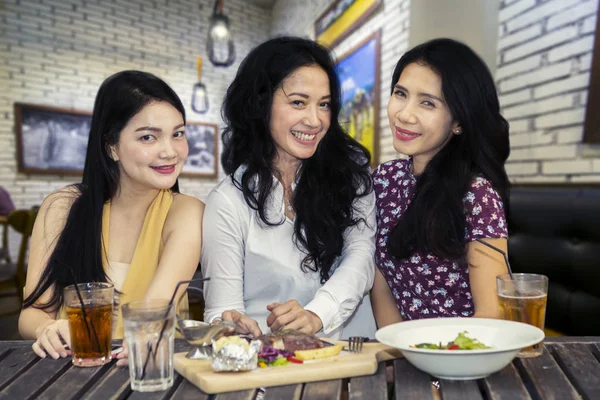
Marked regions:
[373,158,508,320]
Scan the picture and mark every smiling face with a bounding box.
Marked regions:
[387,62,461,174]
[269,65,332,171]
[109,101,188,193]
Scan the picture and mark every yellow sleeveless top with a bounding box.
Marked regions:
[60,189,188,339]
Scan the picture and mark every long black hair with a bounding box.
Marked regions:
[387,38,510,261]
[221,36,372,283]
[23,70,186,311]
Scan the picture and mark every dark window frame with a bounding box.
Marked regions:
[583,4,600,143]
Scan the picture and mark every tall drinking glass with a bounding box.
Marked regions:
[64,282,114,367]
[122,299,175,392]
[497,273,548,358]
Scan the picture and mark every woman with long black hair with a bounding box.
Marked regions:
[202,37,377,339]
[371,38,511,326]
[19,71,203,363]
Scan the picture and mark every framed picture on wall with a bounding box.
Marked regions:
[314,0,382,48]
[181,122,219,178]
[14,103,92,175]
[335,30,381,167]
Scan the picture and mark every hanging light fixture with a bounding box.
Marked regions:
[192,56,209,114]
[207,0,235,67]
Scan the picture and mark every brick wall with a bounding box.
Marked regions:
[271,0,411,164]
[497,0,600,183]
[0,0,271,212]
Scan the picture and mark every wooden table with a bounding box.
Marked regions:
[0,337,598,399]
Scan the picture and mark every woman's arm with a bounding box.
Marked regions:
[468,237,508,319]
[371,268,403,328]
[143,194,204,302]
[200,188,261,336]
[300,190,377,334]
[19,189,77,358]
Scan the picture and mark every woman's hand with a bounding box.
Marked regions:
[221,310,262,338]
[116,339,129,367]
[266,300,323,335]
[32,320,71,359]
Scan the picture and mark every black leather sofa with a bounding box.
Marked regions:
[508,186,600,336]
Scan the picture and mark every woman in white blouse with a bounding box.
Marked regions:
[202,37,377,339]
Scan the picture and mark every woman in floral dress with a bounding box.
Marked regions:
[371,39,511,326]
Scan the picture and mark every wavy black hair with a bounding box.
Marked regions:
[387,38,510,261]
[23,70,185,311]
[221,36,372,283]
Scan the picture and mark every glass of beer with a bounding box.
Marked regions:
[64,282,114,367]
[497,273,548,358]
[122,299,175,392]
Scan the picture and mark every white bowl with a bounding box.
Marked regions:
[375,318,544,380]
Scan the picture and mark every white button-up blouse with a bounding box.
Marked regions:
[201,166,377,339]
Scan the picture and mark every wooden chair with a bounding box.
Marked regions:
[0,208,38,315]
[0,216,11,264]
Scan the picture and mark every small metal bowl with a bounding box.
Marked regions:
[177,319,235,359]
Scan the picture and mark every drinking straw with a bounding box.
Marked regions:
[140,277,210,380]
[475,238,514,280]
[67,270,102,353]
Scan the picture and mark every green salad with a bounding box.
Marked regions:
[412,331,490,350]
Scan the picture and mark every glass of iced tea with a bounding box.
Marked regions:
[497,273,548,358]
[64,282,114,367]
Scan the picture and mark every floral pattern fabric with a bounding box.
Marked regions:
[373,158,508,320]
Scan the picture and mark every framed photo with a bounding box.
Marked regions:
[181,122,218,178]
[14,103,92,175]
[336,30,381,167]
[314,0,382,48]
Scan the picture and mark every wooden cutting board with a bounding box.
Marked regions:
[174,341,402,394]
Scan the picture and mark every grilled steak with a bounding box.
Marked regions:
[257,330,326,352]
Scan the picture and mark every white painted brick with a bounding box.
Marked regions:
[535,108,586,128]
[579,53,593,71]
[509,144,577,161]
[533,72,590,98]
[496,55,543,80]
[505,161,539,175]
[542,160,593,174]
[556,126,584,143]
[499,0,537,23]
[571,174,600,182]
[510,130,555,147]
[504,25,579,62]
[547,34,595,63]
[581,14,598,35]
[498,24,543,50]
[508,119,531,133]
[503,94,574,119]
[499,60,572,92]
[512,175,569,183]
[594,159,600,173]
[500,88,532,107]
[506,0,581,32]
[547,0,599,31]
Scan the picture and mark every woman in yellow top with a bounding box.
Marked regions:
[18,71,203,365]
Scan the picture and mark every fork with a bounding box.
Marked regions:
[347,336,365,353]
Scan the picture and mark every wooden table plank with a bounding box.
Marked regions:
[516,347,580,400]
[302,379,342,400]
[81,364,131,400]
[393,358,434,400]
[0,345,39,390]
[550,343,600,400]
[349,361,387,400]
[0,355,72,399]
[167,378,210,400]
[439,380,483,400]
[481,363,531,400]
[213,389,257,400]
[37,363,113,400]
[263,384,303,399]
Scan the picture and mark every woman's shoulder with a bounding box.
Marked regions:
[464,176,504,205]
[170,193,205,217]
[39,185,81,213]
